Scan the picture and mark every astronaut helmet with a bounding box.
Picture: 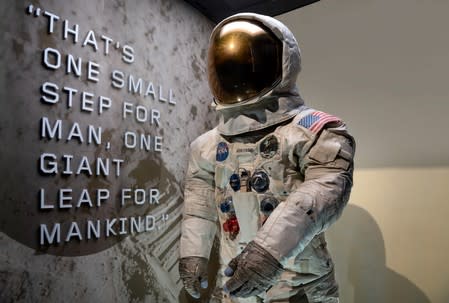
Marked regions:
[207,13,301,108]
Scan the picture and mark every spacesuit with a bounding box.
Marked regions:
[179,13,355,303]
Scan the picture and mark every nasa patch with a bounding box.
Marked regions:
[216,142,229,162]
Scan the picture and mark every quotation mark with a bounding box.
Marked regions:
[161,213,169,223]
[157,214,169,230]
[26,4,41,17]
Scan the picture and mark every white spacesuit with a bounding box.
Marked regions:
[179,13,355,303]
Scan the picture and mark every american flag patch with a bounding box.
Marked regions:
[297,111,341,133]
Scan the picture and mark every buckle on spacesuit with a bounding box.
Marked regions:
[222,215,239,240]
[250,170,270,193]
[260,196,279,225]
[220,196,240,239]
[229,169,270,193]
[229,169,251,192]
[260,196,279,215]
[219,196,234,213]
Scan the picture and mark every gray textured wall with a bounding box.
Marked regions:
[0,0,214,301]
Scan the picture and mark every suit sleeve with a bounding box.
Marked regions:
[180,134,218,259]
[253,125,355,265]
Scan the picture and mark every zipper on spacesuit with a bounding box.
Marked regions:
[239,170,250,192]
[222,168,254,240]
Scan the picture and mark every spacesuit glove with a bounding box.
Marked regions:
[223,241,283,298]
[179,256,209,299]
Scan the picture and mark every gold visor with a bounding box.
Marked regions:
[208,20,283,105]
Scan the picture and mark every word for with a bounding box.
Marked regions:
[123,102,160,126]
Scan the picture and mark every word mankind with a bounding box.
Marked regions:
[40,215,158,245]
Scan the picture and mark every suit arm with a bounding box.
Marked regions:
[254,127,355,264]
